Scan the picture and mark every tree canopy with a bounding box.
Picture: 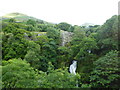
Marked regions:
[1,14,119,89]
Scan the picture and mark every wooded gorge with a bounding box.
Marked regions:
[1,13,120,88]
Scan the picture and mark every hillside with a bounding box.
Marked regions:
[1,12,46,23]
[1,13,119,88]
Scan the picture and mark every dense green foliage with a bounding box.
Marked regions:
[2,59,80,88]
[2,59,39,88]
[90,50,120,88]
[56,22,74,32]
[1,14,119,88]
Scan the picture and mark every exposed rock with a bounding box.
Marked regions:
[24,32,47,41]
[60,30,73,46]
[24,30,73,46]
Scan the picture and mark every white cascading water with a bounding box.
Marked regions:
[60,30,78,86]
[69,60,78,87]
[69,60,77,75]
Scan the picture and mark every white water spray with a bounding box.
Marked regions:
[69,60,78,87]
[69,60,77,75]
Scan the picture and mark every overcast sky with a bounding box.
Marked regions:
[0,0,119,25]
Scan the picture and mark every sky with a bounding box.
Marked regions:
[0,0,119,25]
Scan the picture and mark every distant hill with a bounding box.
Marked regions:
[1,12,47,24]
[81,23,95,27]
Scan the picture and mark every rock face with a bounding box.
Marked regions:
[24,32,46,41]
[60,30,73,46]
[24,30,73,46]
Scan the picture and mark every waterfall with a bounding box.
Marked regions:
[69,60,78,87]
[69,60,77,75]
[60,30,78,86]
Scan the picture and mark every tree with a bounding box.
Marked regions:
[57,46,72,68]
[0,66,2,90]
[46,27,60,45]
[70,27,98,85]
[2,23,29,60]
[24,41,40,69]
[74,37,98,61]
[37,24,47,32]
[26,19,36,26]
[90,50,120,88]
[2,32,28,60]
[2,59,39,88]
[71,25,85,45]
[57,22,73,32]
[8,18,16,23]
[38,62,80,88]
[34,35,58,71]
[84,25,99,37]
[26,25,35,31]
[96,15,118,55]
